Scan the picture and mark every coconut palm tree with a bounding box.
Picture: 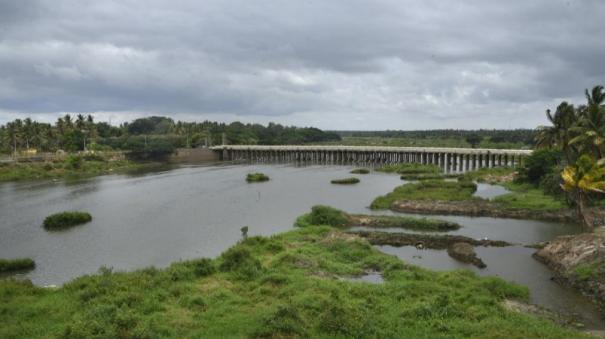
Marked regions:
[561,155,605,228]
[536,101,579,163]
[570,86,605,158]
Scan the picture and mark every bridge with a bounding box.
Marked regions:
[210,145,532,172]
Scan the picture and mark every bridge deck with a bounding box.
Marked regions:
[210,145,531,155]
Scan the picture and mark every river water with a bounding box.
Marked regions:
[0,163,603,329]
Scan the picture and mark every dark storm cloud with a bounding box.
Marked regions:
[0,0,604,129]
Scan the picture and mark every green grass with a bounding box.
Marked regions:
[0,225,585,338]
[376,163,441,175]
[350,168,370,174]
[43,212,92,230]
[493,183,566,211]
[0,157,150,182]
[331,177,360,184]
[246,172,270,183]
[371,180,478,209]
[0,258,35,273]
[460,167,515,184]
[400,173,459,181]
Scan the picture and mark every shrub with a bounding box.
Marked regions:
[43,211,92,230]
[0,258,35,273]
[516,149,562,184]
[219,247,262,278]
[82,153,106,162]
[246,172,270,183]
[65,155,83,169]
[308,205,350,227]
[330,177,360,184]
[350,168,370,174]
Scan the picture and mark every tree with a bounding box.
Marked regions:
[536,102,579,163]
[570,86,605,158]
[465,134,482,148]
[560,155,605,228]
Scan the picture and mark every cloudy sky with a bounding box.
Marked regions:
[0,1,603,129]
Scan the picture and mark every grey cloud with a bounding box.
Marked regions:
[0,0,604,129]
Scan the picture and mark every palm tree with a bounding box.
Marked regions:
[536,101,578,163]
[561,155,605,228]
[570,86,605,158]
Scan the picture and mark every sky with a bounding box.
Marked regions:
[0,0,604,130]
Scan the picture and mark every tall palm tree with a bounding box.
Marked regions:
[570,86,605,158]
[536,101,578,163]
[561,155,605,228]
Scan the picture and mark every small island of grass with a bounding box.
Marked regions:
[350,168,370,174]
[330,177,360,185]
[43,211,92,230]
[246,172,270,183]
[0,258,35,273]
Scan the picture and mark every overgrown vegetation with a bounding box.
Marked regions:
[350,168,370,174]
[330,177,360,184]
[0,258,35,273]
[0,225,585,338]
[370,180,478,209]
[0,155,150,182]
[376,163,441,175]
[43,212,92,230]
[246,172,270,183]
[295,205,350,228]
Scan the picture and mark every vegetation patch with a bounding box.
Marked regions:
[330,177,360,184]
[370,179,478,209]
[400,173,458,181]
[246,172,269,183]
[43,211,92,230]
[376,163,441,175]
[0,258,35,273]
[349,214,460,231]
[0,225,585,338]
[349,168,370,174]
[493,183,566,211]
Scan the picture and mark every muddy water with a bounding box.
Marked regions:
[0,163,602,328]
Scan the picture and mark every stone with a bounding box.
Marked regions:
[447,242,486,268]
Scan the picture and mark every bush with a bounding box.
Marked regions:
[246,172,270,183]
[65,155,83,169]
[330,177,360,184]
[0,258,35,273]
[219,247,262,279]
[82,153,106,162]
[350,168,370,174]
[43,211,92,230]
[516,149,562,184]
[308,205,350,227]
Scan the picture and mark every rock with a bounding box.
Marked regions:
[350,231,511,249]
[533,233,605,311]
[447,242,486,268]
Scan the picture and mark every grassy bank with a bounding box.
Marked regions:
[0,156,154,182]
[294,205,460,231]
[376,163,441,175]
[0,258,35,273]
[371,180,478,209]
[350,168,370,174]
[0,225,584,338]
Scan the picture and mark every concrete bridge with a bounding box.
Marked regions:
[210,145,531,172]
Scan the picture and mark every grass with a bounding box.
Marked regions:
[371,180,478,209]
[350,168,370,174]
[400,173,459,180]
[0,225,586,338]
[331,177,360,184]
[246,172,270,183]
[43,212,92,230]
[350,215,461,231]
[296,205,460,231]
[494,182,567,211]
[0,258,35,273]
[376,163,441,175]
[460,167,515,184]
[0,156,151,182]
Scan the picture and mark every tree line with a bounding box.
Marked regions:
[0,116,342,155]
[528,85,605,226]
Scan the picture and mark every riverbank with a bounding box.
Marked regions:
[533,231,605,312]
[0,156,162,182]
[0,225,587,338]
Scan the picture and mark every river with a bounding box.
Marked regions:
[0,163,603,329]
